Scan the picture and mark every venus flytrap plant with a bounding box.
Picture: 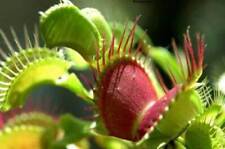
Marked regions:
[28,1,208,147]
[0,27,93,111]
[0,12,95,146]
[184,90,225,149]
[0,0,224,148]
[93,24,205,146]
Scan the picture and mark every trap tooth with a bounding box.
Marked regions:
[185,98,225,149]
[0,48,71,111]
[136,86,180,140]
[185,121,225,149]
[5,112,54,128]
[0,125,45,149]
[147,89,204,146]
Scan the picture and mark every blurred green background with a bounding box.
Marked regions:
[1,0,225,76]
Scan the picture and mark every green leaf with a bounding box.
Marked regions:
[59,114,92,142]
[147,47,185,84]
[142,128,172,149]
[186,122,212,149]
[63,48,89,70]
[55,73,94,104]
[164,140,186,149]
[40,1,113,62]
[0,48,72,111]
[184,97,225,149]
[40,2,102,61]
[0,46,93,111]
[146,89,204,148]
[42,114,92,149]
[95,135,132,149]
[0,125,45,149]
[198,104,223,127]
[185,122,225,149]
[158,89,204,136]
[5,112,54,128]
[81,8,112,49]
